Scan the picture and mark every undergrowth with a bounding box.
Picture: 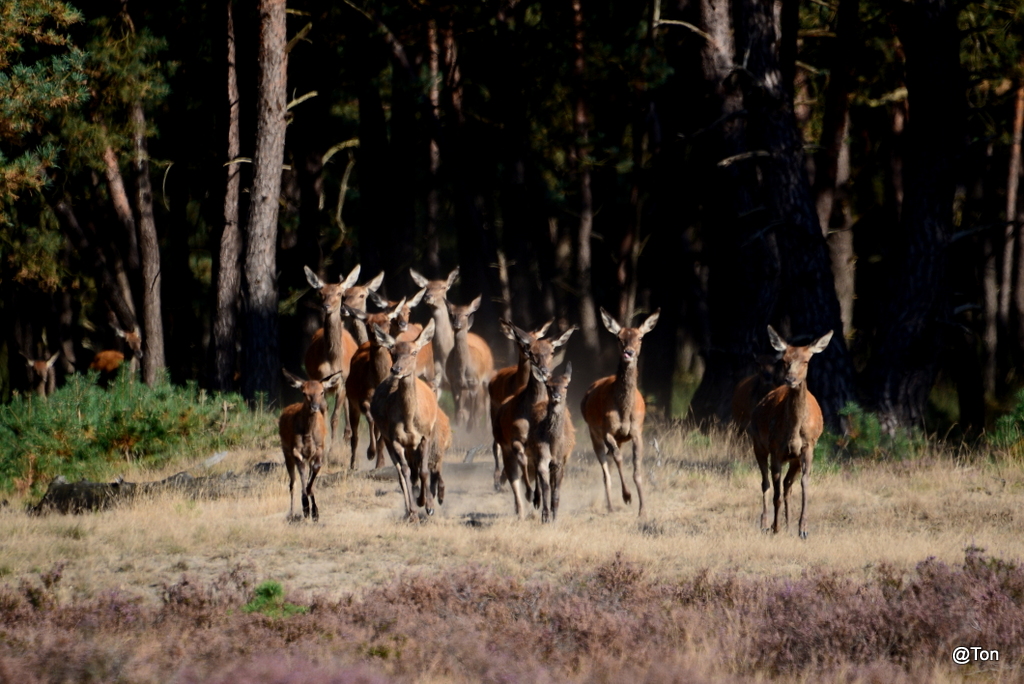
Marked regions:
[0,372,273,496]
[242,581,308,619]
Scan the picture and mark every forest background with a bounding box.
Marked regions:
[3,0,1023,441]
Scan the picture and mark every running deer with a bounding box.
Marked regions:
[445,295,495,431]
[279,369,343,521]
[303,265,361,455]
[731,354,787,431]
[20,350,60,397]
[527,362,575,523]
[749,326,832,539]
[409,267,460,395]
[89,322,143,383]
[488,319,574,491]
[581,308,660,517]
[493,322,567,519]
[370,319,450,520]
[345,301,406,468]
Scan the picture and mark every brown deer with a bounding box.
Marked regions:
[370,319,450,520]
[581,308,660,517]
[488,319,574,491]
[409,267,460,395]
[749,326,832,539]
[370,286,435,384]
[89,322,143,383]
[21,350,60,398]
[303,265,362,454]
[344,301,406,468]
[279,369,343,521]
[445,295,495,432]
[493,322,566,519]
[731,354,787,431]
[527,362,575,523]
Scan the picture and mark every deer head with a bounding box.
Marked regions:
[410,267,459,309]
[766,326,833,389]
[446,295,482,333]
[369,288,426,334]
[305,264,361,317]
[283,368,342,415]
[511,322,576,381]
[543,361,572,405]
[599,307,660,365]
[377,318,436,379]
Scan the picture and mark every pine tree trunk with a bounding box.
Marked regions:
[1006,82,1024,345]
[572,0,599,352]
[867,0,963,431]
[213,0,242,392]
[130,101,165,386]
[425,19,442,275]
[243,0,287,405]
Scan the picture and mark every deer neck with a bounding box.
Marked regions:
[346,315,369,345]
[613,358,639,415]
[369,345,393,387]
[429,305,455,362]
[541,400,567,442]
[513,349,530,389]
[450,327,470,380]
[785,382,810,432]
[398,373,419,419]
[523,370,548,410]
[323,308,346,365]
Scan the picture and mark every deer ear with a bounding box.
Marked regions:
[444,266,460,290]
[511,323,532,349]
[534,319,554,339]
[599,308,621,335]
[366,271,385,292]
[46,351,60,368]
[416,318,436,349]
[563,361,572,382]
[498,319,515,340]
[409,268,429,288]
[282,368,306,390]
[767,325,788,353]
[551,325,576,350]
[321,371,344,389]
[367,291,387,309]
[372,324,395,349]
[468,295,482,314]
[389,298,407,319]
[340,264,362,289]
[639,308,660,335]
[408,287,427,308]
[304,265,325,290]
[114,326,127,339]
[808,330,834,354]
[342,305,367,321]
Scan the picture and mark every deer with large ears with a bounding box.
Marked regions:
[489,319,575,491]
[280,369,344,521]
[749,325,832,539]
[409,267,460,395]
[303,265,363,457]
[370,286,435,385]
[581,307,660,517]
[528,362,575,523]
[89,320,143,383]
[445,295,495,432]
[344,300,406,468]
[370,319,450,520]
[21,350,60,398]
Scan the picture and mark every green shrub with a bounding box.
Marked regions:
[0,372,273,495]
[816,402,928,462]
[989,388,1024,455]
[242,580,307,618]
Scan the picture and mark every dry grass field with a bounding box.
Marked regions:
[2,422,1024,682]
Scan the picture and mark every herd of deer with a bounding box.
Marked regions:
[279,263,834,538]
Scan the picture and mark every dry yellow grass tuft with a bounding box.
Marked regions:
[1,422,1023,608]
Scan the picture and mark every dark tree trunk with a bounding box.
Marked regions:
[213,0,243,392]
[740,0,855,428]
[866,0,964,431]
[424,20,442,276]
[130,101,166,386]
[242,0,287,405]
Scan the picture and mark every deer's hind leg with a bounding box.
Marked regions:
[782,459,801,531]
[753,441,771,532]
[590,429,615,513]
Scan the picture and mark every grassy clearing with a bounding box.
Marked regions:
[1,420,1023,681]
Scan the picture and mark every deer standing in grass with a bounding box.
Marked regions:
[303,265,367,458]
[731,354,787,432]
[749,326,832,539]
[488,319,574,491]
[581,308,660,517]
[21,350,60,397]
[89,322,143,383]
[370,319,450,520]
[345,301,406,468]
[409,267,460,396]
[279,369,343,521]
[445,295,495,432]
[528,362,575,523]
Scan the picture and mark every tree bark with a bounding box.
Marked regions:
[1007,82,1024,344]
[867,0,963,431]
[213,0,242,392]
[99,144,139,324]
[130,101,165,385]
[571,0,599,352]
[243,0,287,405]
[425,19,442,276]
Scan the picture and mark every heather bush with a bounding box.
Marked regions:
[0,372,273,496]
